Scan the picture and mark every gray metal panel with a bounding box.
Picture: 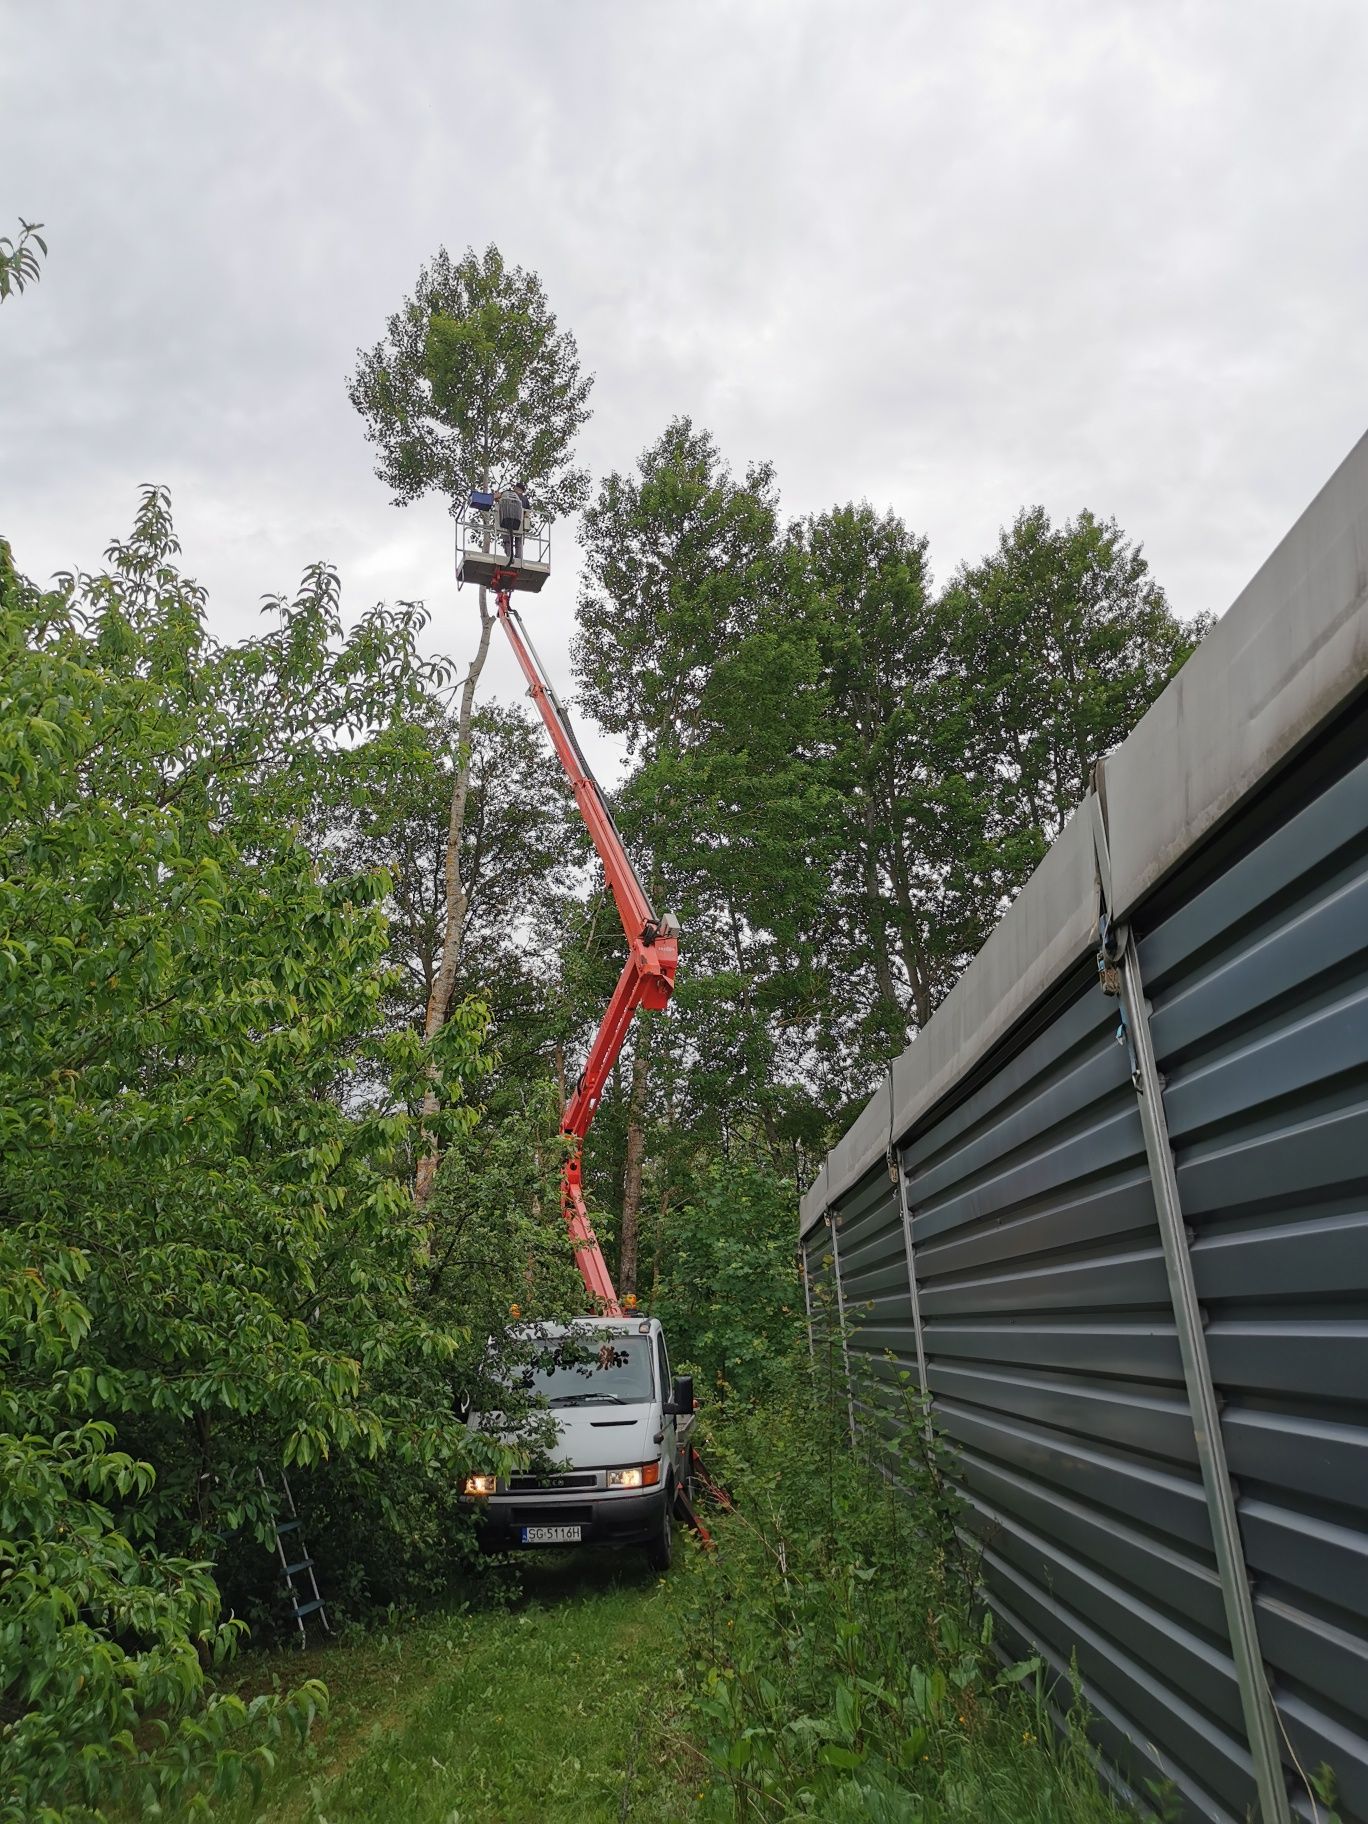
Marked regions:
[800,1157,830,1239]
[802,430,1368,1239]
[823,730,1368,1821]
[801,1222,839,1347]
[1136,744,1368,1822]
[831,1168,920,1437]
[1106,428,1368,918]
[802,1221,853,1425]
[802,438,1368,1818]
[800,804,1099,1234]
[887,971,1254,1821]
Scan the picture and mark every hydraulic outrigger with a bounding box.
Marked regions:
[459,508,679,1317]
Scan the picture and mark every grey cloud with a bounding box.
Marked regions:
[3,0,1366,775]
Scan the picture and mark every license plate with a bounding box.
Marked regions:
[520,1524,582,1545]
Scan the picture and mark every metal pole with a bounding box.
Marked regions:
[826,1212,858,1447]
[1115,936,1290,1824]
[894,1159,934,1443]
[800,1245,815,1366]
[1087,773,1291,1824]
[1090,770,1290,1824]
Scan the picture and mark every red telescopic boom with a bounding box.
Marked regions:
[493,582,679,1316]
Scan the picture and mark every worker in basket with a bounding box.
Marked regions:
[495,481,531,564]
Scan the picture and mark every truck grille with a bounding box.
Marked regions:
[509,1505,593,1527]
[508,1472,597,1492]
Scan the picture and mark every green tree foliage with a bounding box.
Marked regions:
[0,492,525,1817]
[572,421,838,1304]
[347,242,593,513]
[574,416,784,756]
[576,416,832,1134]
[794,505,989,1048]
[940,506,1209,852]
[334,698,586,1051]
[652,1159,802,1398]
[296,1080,586,1613]
[0,218,46,302]
[571,426,1210,1257]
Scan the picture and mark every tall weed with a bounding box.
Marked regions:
[670,1346,1134,1822]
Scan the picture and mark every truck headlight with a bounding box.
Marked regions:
[462,1473,497,1497]
[607,1463,661,1489]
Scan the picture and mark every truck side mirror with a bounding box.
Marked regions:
[670,1374,694,1417]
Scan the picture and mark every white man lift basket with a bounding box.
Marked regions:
[455,492,551,593]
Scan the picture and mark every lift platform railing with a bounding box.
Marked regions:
[454,501,551,593]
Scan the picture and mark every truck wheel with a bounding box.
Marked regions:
[645,1484,674,1573]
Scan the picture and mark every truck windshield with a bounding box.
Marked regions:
[506,1334,654,1407]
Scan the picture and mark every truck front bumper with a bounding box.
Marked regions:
[470,1485,668,1549]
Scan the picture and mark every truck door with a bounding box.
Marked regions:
[656,1332,680,1476]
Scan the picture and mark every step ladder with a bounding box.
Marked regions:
[257,1467,330,1644]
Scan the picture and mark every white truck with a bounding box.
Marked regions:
[460,1315,694,1571]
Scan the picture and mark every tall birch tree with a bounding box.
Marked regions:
[348,243,592,1203]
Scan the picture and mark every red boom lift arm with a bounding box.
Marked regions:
[493,582,679,1317]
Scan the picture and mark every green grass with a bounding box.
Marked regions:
[222,1550,694,1824]
[198,1374,1144,1824]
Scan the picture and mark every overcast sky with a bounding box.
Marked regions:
[3,2,1366,777]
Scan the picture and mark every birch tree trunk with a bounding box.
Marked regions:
[414,585,496,1210]
[859,794,903,1032]
[887,837,933,1031]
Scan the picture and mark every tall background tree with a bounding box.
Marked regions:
[786,498,1211,1096]
[792,506,999,1068]
[570,423,1212,1296]
[348,244,593,1203]
[0,216,46,302]
[939,506,1209,855]
[573,418,820,1288]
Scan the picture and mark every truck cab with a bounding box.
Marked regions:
[462,1315,693,1571]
